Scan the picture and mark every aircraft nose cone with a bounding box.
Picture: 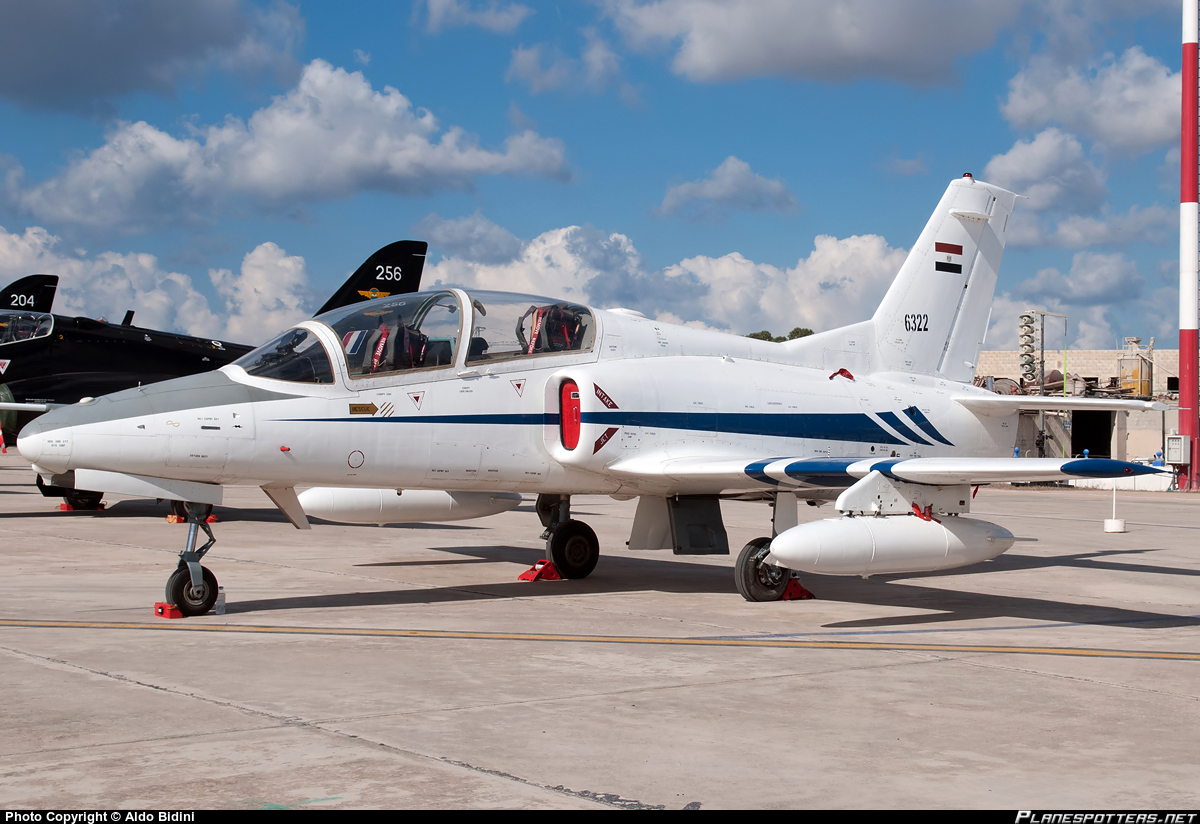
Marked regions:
[16,419,44,464]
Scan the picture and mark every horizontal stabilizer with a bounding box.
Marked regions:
[954,394,1167,416]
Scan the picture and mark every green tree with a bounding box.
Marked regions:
[746,327,814,342]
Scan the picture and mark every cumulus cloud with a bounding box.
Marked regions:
[416,0,533,34]
[426,218,906,335]
[1016,251,1143,306]
[0,224,311,341]
[208,242,311,341]
[985,250,1175,352]
[506,29,637,101]
[606,0,1020,85]
[12,60,570,233]
[0,0,302,115]
[427,226,633,304]
[984,293,1117,351]
[658,156,798,222]
[983,128,1106,213]
[1002,48,1178,153]
[1007,204,1174,249]
[415,211,524,263]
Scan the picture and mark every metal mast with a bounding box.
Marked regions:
[1181,1,1199,488]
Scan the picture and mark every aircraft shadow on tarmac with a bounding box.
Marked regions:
[6,487,1194,629]
[225,542,1200,631]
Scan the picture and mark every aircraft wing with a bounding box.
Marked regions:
[606,453,1167,491]
[953,394,1167,416]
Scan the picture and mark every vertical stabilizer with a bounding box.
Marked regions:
[314,240,428,317]
[871,176,1016,380]
[2,274,58,313]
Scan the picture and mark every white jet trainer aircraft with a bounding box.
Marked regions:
[18,174,1165,615]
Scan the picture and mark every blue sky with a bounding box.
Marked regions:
[0,0,1188,352]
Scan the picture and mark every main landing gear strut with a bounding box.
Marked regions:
[535,493,600,579]
[165,502,219,616]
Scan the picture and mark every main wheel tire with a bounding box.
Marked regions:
[735,537,789,602]
[165,565,219,617]
[63,490,104,510]
[548,519,600,579]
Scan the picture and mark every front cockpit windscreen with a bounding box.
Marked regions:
[319,290,462,379]
[0,312,53,347]
[464,291,594,364]
[233,327,334,384]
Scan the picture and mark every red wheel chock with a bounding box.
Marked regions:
[168,513,218,524]
[781,579,815,600]
[154,602,183,619]
[59,502,105,512]
[518,560,562,581]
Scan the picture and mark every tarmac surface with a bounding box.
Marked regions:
[0,450,1198,809]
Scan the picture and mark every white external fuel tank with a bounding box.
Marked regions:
[767,515,1015,577]
[298,488,523,525]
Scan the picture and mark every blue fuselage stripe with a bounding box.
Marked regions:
[876,411,934,445]
[280,411,917,446]
[902,406,954,446]
[580,411,907,444]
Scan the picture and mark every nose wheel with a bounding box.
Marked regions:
[166,502,219,616]
[166,564,218,616]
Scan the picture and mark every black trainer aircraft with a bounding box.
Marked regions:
[1,240,427,506]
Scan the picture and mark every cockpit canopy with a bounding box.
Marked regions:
[324,290,462,378]
[0,311,53,346]
[461,291,594,363]
[234,327,334,384]
[231,289,596,384]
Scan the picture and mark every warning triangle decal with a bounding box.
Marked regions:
[408,391,424,410]
[511,379,526,397]
[0,360,8,375]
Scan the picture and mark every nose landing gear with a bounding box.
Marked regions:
[166,502,219,616]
